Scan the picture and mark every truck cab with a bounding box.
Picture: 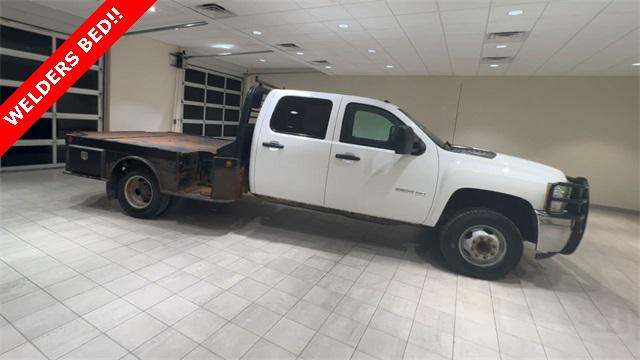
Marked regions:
[65,85,589,279]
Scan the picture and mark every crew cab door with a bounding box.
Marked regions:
[252,91,341,207]
[324,98,438,224]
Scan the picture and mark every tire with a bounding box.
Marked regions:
[439,208,523,279]
[116,169,171,219]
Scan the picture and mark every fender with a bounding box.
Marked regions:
[425,148,566,227]
[106,155,164,198]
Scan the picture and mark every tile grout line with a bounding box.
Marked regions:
[286,244,362,360]
[515,272,550,360]
[180,238,358,360]
[451,272,459,360]
[532,261,595,359]
[487,279,503,360]
[348,248,404,360]
[556,262,637,358]
[399,246,429,360]
[1,218,229,359]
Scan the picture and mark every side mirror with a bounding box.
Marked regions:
[390,125,415,155]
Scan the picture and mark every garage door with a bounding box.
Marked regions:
[181,66,243,139]
[0,21,103,170]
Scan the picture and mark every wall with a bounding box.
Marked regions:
[251,74,639,211]
[107,36,178,132]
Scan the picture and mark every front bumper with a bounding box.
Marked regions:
[535,177,589,258]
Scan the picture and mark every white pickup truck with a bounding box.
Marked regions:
[65,85,589,279]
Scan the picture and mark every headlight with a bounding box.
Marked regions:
[549,184,572,213]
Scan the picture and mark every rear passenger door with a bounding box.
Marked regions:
[252,92,342,207]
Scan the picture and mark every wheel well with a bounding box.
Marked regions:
[106,158,157,199]
[438,188,538,242]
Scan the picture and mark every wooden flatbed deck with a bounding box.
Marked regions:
[73,131,232,154]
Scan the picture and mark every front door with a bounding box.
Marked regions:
[324,99,438,224]
[252,91,342,207]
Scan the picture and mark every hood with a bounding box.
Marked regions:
[492,153,567,184]
[445,144,566,184]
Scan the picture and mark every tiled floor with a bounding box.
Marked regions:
[0,169,638,360]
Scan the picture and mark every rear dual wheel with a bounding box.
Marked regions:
[117,169,171,219]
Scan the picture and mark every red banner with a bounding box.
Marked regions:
[0,0,157,156]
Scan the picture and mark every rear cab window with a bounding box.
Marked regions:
[270,96,333,139]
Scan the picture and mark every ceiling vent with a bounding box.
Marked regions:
[276,43,302,50]
[486,31,528,42]
[311,60,331,65]
[481,56,513,64]
[195,3,237,18]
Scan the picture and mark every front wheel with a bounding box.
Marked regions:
[117,169,171,219]
[439,209,523,279]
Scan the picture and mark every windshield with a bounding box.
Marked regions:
[398,108,448,148]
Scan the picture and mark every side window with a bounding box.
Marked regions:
[340,103,403,149]
[270,96,333,139]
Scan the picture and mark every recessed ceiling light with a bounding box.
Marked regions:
[368,49,376,53]
[324,65,333,69]
[211,44,234,49]
[338,24,349,29]
[252,30,262,35]
[219,52,232,56]
[507,9,524,16]
[258,59,266,62]
[489,64,500,68]
[496,44,507,49]
[147,5,156,13]
[632,62,640,66]
[296,51,304,55]
[385,65,393,68]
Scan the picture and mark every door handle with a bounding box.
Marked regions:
[335,153,360,161]
[262,141,284,149]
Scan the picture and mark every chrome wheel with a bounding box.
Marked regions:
[124,175,153,209]
[458,225,507,267]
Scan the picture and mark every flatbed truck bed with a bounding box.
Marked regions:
[66,131,245,202]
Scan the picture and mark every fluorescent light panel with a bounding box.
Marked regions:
[125,21,208,35]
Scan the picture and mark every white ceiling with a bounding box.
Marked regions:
[3,0,639,76]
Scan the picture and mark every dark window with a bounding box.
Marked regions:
[21,118,51,140]
[226,93,240,107]
[0,55,41,82]
[223,125,238,137]
[207,74,225,88]
[182,69,243,138]
[206,107,222,121]
[206,90,224,104]
[72,70,99,90]
[225,109,239,123]
[205,124,222,137]
[183,123,203,135]
[183,105,203,120]
[56,145,66,163]
[1,86,17,103]
[57,93,98,114]
[56,38,99,66]
[184,86,205,102]
[57,119,98,138]
[226,78,242,91]
[1,146,52,167]
[0,26,52,55]
[185,69,205,84]
[340,103,402,150]
[270,96,332,139]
